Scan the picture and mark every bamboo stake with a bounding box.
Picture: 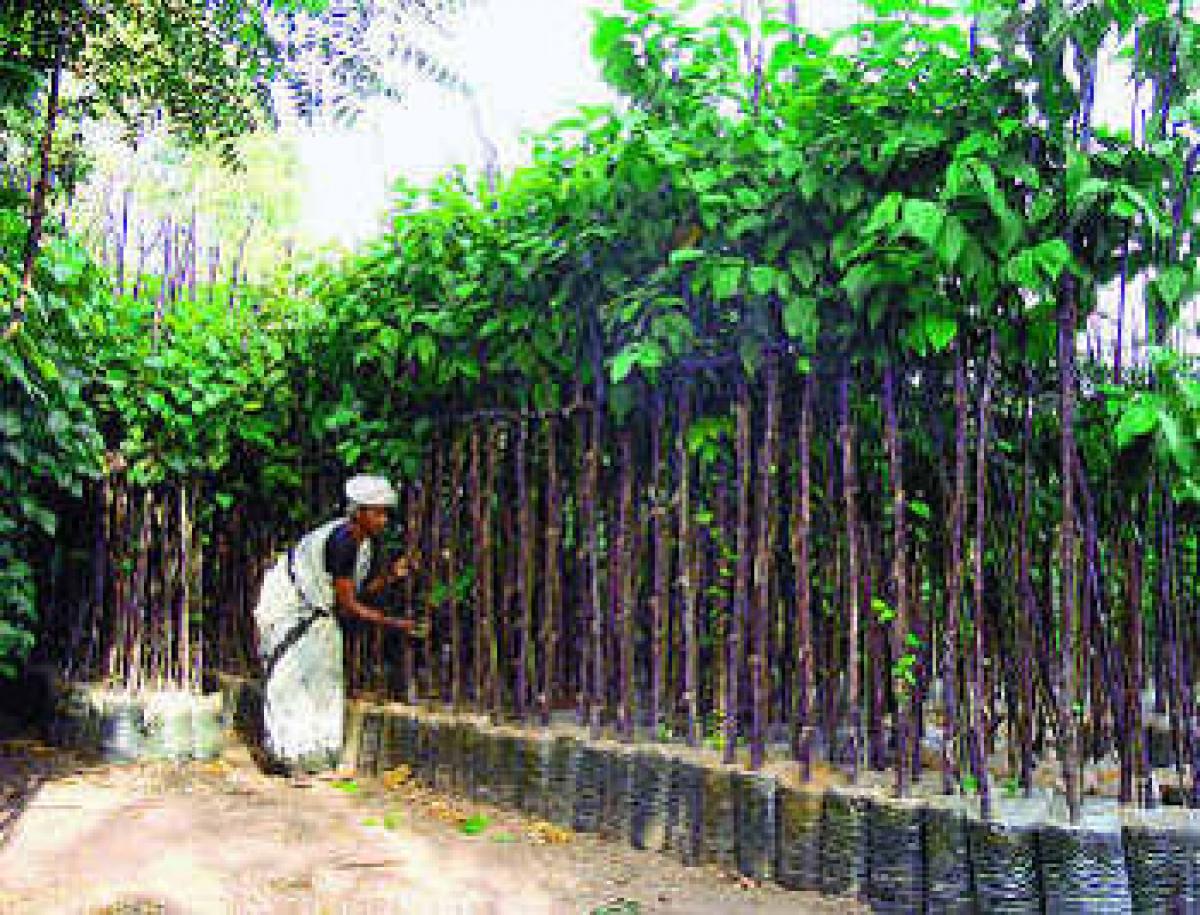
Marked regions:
[448,434,465,709]
[483,425,501,719]
[840,368,862,780]
[943,344,968,794]
[650,393,671,738]
[750,360,779,769]
[969,331,997,818]
[516,420,535,721]
[726,379,751,764]
[540,418,561,726]
[1058,276,1084,823]
[792,372,815,776]
[617,424,636,742]
[882,363,910,796]
[585,404,605,737]
[677,384,699,747]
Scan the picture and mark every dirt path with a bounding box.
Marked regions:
[0,738,862,915]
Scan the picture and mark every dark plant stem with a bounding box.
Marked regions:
[540,418,561,726]
[883,363,910,797]
[617,424,636,742]
[1058,276,1083,824]
[750,359,778,769]
[516,420,534,721]
[650,393,670,737]
[727,376,751,764]
[6,39,64,341]
[792,371,815,776]
[677,383,699,747]
[840,367,861,780]
[970,330,997,818]
[943,343,968,794]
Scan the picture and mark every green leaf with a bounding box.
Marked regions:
[1032,240,1074,282]
[712,261,743,301]
[782,297,819,346]
[412,334,438,367]
[670,247,707,266]
[788,251,816,289]
[1115,401,1158,449]
[864,192,903,236]
[750,266,778,296]
[1158,412,1193,471]
[922,314,958,352]
[901,199,945,248]
[1005,249,1039,288]
[908,499,931,519]
[461,814,491,836]
[1152,265,1187,305]
[872,597,896,623]
[738,337,762,376]
[590,14,628,62]
[936,216,967,266]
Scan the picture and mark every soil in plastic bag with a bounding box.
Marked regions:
[967,795,1045,914]
[819,785,870,897]
[734,769,777,883]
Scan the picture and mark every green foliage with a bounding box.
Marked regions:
[1104,349,1200,503]
[283,0,1185,438]
[5,0,1200,699]
[3,0,327,158]
[0,204,107,676]
[460,813,490,836]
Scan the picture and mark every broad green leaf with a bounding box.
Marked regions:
[750,266,778,296]
[670,247,707,266]
[864,192,903,236]
[922,314,958,352]
[783,297,819,346]
[1032,240,1074,282]
[901,199,945,248]
[712,261,743,301]
[1115,401,1158,449]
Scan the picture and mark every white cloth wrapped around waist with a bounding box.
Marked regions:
[252,519,373,660]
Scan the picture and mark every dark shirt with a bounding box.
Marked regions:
[324,524,361,580]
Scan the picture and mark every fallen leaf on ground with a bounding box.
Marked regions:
[528,821,573,844]
[460,813,490,836]
[381,765,411,789]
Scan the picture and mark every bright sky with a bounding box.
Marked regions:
[297,0,611,244]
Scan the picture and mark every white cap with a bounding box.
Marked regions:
[345,474,399,508]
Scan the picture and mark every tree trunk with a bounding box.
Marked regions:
[6,47,64,340]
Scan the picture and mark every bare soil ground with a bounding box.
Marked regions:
[0,736,863,915]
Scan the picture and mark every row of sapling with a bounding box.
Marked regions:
[46,201,269,693]
[30,0,1200,831]
[268,334,1199,816]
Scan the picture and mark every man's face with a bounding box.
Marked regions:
[360,506,391,537]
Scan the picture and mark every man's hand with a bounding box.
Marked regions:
[388,551,421,582]
[385,617,429,639]
[388,616,414,634]
[409,620,430,640]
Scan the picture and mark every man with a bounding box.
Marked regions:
[252,474,420,776]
